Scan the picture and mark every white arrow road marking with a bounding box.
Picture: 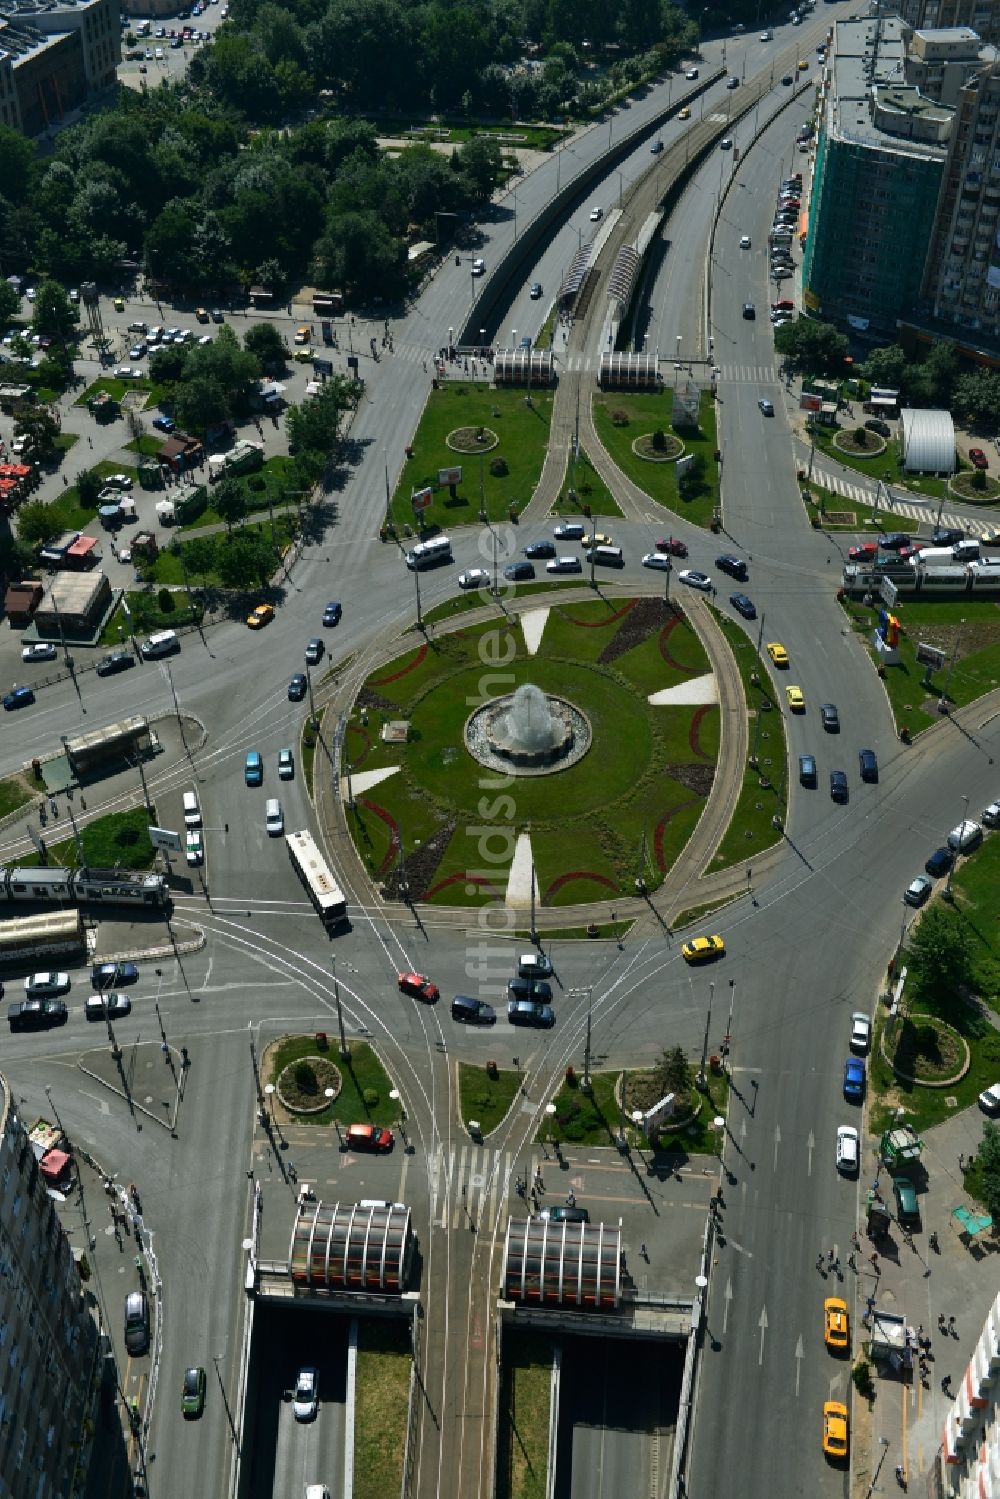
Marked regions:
[759,1306,769,1365]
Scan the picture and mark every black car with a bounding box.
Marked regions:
[508,977,553,1003]
[932,527,964,547]
[504,561,535,581]
[451,995,496,1024]
[820,702,840,731]
[730,592,756,619]
[879,533,911,552]
[925,846,954,877]
[798,753,817,786]
[742,302,756,319]
[92,960,139,987]
[830,769,848,802]
[865,418,890,437]
[716,554,748,580]
[858,748,878,782]
[524,541,556,559]
[508,999,555,1028]
[288,674,307,701]
[95,649,135,677]
[8,998,68,1032]
[540,1205,590,1223]
[322,601,342,627]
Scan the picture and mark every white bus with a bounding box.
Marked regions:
[0,910,84,964]
[285,830,348,929]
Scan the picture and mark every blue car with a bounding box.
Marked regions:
[322,601,342,627]
[524,541,556,559]
[152,415,176,433]
[730,592,756,619]
[3,686,34,710]
[843,1057,865,1102]
[244,750,263,786]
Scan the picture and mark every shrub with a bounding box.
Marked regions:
[294,1060,318,1093]
[489,456,508,477]
[157,587,175,614]
[853,426,869,448]
[611,410,630,427]
[652,428,667,451]
[363,1087,379,1107]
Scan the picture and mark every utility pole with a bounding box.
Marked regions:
[305,663,317,727]
[939,619,965,712]
[340,714,354,810]
[635,824,648,894]
[332,956,349,1059]
[749,611,766,767]
[164,660,182,729]
[944,794,969,901]
[697,981,715,1089]
[479,446,486,523]
[130,752,154,817]
[413,560,423,632]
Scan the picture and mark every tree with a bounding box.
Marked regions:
[216,529,273,588]
[244,321,289,372]
[0,125,34,205]
[75,469,103,509]
[773,317,849,374]
[656,1045,692,1095]
[16,500,61,548]
[285,373,358,459]
[215,476,249,532]
[172,374,230,435]
[32,280,78,341]
[312,208,407,300]
[13,405,60,457]
[978,1122,1000,1220]
[862,343,907,394]
[906,905,975,998]
[954,370,1000,430]
[0,278,19,326]
[179,535,217,579]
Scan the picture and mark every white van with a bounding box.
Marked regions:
[182,790,201,829]
[947,819,982,853]
[265,798,284,836]
[140,629,179,659]
[586,544,624,567]
[953,538,980,563]
[406,535,452,570]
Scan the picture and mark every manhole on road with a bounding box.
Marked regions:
[470,1174,485,1188]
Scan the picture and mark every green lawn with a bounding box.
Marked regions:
[458,1063,522,1136]
[389,384,553,531]
[496,1333,554,1499]
[539,1066,730,1153]
[809,424,955,501]
[139,515,297,588]
[591,389,719,527]
[354,1320,412,1499]
[18,808,157,870]
[838,595,1000,737]
[706,613,785,871]
[100,590,203,643]
[0,777,35,821]
[348,601,717,905]
[265,1037,397,1127]
[75,377,148,407]
[125,434,166,456]
[552,447,623,518]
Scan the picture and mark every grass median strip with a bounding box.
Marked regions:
[496,1332,554,1499]
[458,1062,522,1136]
[354,1319,412,1499]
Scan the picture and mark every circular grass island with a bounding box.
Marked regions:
[343,596,720,910]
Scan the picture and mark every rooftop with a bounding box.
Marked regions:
[830,15,953,155]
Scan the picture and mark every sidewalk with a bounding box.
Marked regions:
[851,1106,999,1491]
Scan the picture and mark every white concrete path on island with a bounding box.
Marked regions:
[505,831,535,908]
[647,673,718,706]
[340,765,401,799]
[520,608,550,657]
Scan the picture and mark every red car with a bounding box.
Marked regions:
[771,299,795,312]
[655,537,688,557]
[398,971,440,1003]
[345,1123,394,1152]
[848,543,877,562]
[970,448,989,470]
[898,542,927,560]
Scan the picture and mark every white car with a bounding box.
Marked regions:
[104,473,133,490]
[185,830,204,866]
[589,206,603,221]
[293,1367,319,1421]
[547,555,582,573]
[553,521,585,539]
[720,138,733,150]
[678,569,712,591]
[773,267,793,280]
[24,972,70,996]
[113,366,143,379]
[265,799,284,837]
[979,1083,1000,1114]
[21,642,57,662]
[850,1012,871,1052]
[85,992,131,1021]
[836,1125,859,1174]
[740,235,751,249]
[458,568,490,590]
[642,552,671,571]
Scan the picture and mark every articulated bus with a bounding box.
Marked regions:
[285,830,348,929]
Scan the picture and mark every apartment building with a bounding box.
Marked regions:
[877,0,1000,48]
[0,0,120,137]
[0,1072,100,1499]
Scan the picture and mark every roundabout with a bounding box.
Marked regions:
[344,594,721,908]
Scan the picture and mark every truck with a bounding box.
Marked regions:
[321,320,333,345]
[879,1124,924,1176]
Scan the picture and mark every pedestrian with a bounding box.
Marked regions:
[938,1313,947,1333]
[948,1316,957,1337]
[871,1252,880,1269]
[959,1153,965,1171]
[847,1252,856,1272]
[640,1243,648,1261]
[87,436,93,448]
[941,1373,953,1394]
[816,1252,825,1270]
[827,1248,835,1268]
[851,1231,860,1250]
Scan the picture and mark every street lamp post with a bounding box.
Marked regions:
[944,794,969,901]
[332,956,349,1059]
[697,981,715,1089]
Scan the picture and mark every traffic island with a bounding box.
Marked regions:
[261,1036,396,1131]
[591,389,719,528]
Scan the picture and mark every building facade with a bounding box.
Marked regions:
[0,1073,100,1499]
[803,17,950,340]
[0,0,120,137]
[878,0,1000,48]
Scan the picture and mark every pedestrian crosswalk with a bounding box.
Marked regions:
[716,363,780,384]
[811,467,995,538]
[428,1142,550,1231]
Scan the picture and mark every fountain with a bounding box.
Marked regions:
[465,682,592,777]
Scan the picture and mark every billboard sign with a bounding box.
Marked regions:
[438,466,462,487]
[412,486,433,512]
[916,642,946,670]
[149,826,182,851]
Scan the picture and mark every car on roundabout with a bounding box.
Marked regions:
[547,555,582,573]
[92,961,139,987]
[8,998,68,1032]
[524,540,555,558]
[681,935,725,964]
[785,684,805,711]
[583,532,613,548]
[822,1401,849,1459]
[553,521,585,540]
[848,543,877,562]
[459,569,491,591]
[824,1298,849,1351]
[656,537,688,556]
[505,561,534,581]
[730,592,756,619]
[642,552,671,571]
[85,992,132,1021]
[345,1123,394,1152]
[678,569,711,591]
[766,642,788,666]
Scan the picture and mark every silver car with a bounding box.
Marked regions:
[24,971,70,996]
[293,1367,319,1421]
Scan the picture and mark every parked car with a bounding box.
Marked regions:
[124,1290,150,1355]
[904,873,933,906]
[924,847,953,877]
[835,1126,859,1175]
[850,1013,871,1052]
[969,448,989,469]
[843,1056,865,1101]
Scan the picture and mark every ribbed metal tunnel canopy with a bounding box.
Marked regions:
[900,407,955,473]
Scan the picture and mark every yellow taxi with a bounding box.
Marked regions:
[798,58,809,70]
[293,346,313,362]
[767,641,789,667]
[678,107,691,120]
[246,603,275,629]
[585,532,614,547]
[823,1298,849,1351]
[113,296,125,312]
[293,325,310,345]
[785,684,805,711]
[681,935,725,964]
[195,307,209,323]
[822,1401,849,1459]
